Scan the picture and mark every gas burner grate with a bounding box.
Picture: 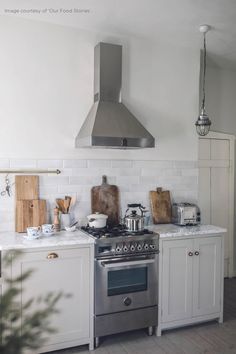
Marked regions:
[81,225,153,239]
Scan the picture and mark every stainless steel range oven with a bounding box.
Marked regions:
[81,226,159,347]
[95,253,158,314]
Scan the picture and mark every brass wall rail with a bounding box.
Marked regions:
[0,169,61,174]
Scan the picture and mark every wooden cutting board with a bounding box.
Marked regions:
[91,175,120,226]
[16,200,47,232]
[15,175,46,232]
[15,175,39,200]
[149,187,172,224]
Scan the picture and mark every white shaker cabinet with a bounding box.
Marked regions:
[192,237,222,317]
[161,239,193,323]
[10,246,94,353]
[157,235,224,336]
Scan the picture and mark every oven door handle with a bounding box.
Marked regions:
[100,258,156,268]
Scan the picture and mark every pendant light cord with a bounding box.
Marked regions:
[202,32,206,110]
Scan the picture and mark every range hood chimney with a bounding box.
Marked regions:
[75,42,155,149]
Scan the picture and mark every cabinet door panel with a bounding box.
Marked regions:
[193,237,221,317]
[162,239,193,322]
[211,167,229,261]
[211,139,229,160]
[198,167,211,224]
[13,248,90,346]
[199,139,210,160]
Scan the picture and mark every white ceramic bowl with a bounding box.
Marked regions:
[87,212,108,228]
[65,225,77,232]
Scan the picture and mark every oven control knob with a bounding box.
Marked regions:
[137,244,143,251]
[150,244,156,250]
[130,244,136,252]
[144,243,149,251]
[123,245,129,252]
[116,245,122,253]
[123,297,132,306]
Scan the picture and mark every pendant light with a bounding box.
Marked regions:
[195,24,212,136]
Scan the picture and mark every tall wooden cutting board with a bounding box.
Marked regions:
[149,187,172,224]
[16,200,47,232]
[91,175,120,226]
[15,175,39,200]
[15,175,46,232]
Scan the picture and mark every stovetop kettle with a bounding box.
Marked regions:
[124,203,146,232]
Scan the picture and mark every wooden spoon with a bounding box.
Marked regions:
[56,199,66,214]
[64,199,70,214]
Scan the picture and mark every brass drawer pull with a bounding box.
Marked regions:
[47,252,59,259]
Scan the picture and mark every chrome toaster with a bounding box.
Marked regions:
[172,203,201,226]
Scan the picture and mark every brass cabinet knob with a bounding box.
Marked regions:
[47,252,59,259]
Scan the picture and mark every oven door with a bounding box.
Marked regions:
[95,254,158,315]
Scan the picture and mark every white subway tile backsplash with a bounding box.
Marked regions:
[1,211,14,222]
[39,185,58,195]
[58,168,73,176]
[163,169,182,177]
[111,160,133,168]
[0,222,15,232]
[79,168,140,177]
[116,176,140,185]
[173,161,198,169]
[69,176,116,186]
[111,168,141,176]
[139,176,160,185]
[63,159,87,168]
[0,159,10,168]
[69,176,94,185]
[141,168,164,177]
[40,176,69,185]
[172,190,198,203]
[158,176,185,185]
[134,160,173,168]
[118,185,132,192]
[10,159,37,168]
[70,168,98,176]
[87,159,112,168]
[123,192,147,204]
[0,158,198,231]
[37,159,63,168]
[130,184,156,193]
[58,185,85,194]
[182,168,199,177]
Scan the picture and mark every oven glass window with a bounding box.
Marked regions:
[107,267,147,296]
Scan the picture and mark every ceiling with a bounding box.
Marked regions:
[2,0,236,69]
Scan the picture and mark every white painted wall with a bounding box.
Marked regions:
[0,16,200,161]
[206,66,236,134]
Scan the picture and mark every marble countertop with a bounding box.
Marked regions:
[0,230,94,251]
[149,224,226,238]
[0,224,226,250]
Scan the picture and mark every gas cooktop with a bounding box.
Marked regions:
[81,224,159,258]
[81,224,154,239]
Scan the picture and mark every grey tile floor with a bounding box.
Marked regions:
[47,278,236,354]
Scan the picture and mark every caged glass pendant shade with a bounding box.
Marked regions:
[195,108,211,136]
[195,25,212,136]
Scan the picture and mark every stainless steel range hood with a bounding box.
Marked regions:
[75,42,155,149]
